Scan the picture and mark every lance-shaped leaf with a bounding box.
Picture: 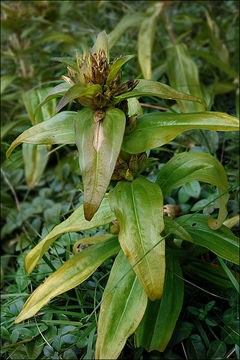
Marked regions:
[75,107,126,221]
[91,31,109,60]
[135,256,184,352]
[22,88,57,125]
[106,55,135,85]
[7,111,76,159]
[15,236,120,323]
[138,2,164,80]
[176,214,239,265]
[1,75,16,94]
[114,79,204,105]
[95,251,147,359]
[109,176,165,301]
[34,82,70,118]
[156,152,229,229]
[56,84,102,113]
[25,197,115,274]
[109,12,144,49]
[167,43,205,112]
[122,111,239,154]
[22,144,48,188]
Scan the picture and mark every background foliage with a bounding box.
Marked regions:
[1,1,239,359]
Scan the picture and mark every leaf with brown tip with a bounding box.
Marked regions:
[75,107,126,221]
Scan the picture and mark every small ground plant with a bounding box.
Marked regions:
[5,19,240,360]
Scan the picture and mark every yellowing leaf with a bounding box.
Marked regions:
[75,107,126,221]
[109,176,165,301]
[156,152,229,229]
[73,234,113,255]
[25,196,115,274]
[6,111,76,159]
[15,236,120,323]
[95,251,147,359]
[122,111,239,154]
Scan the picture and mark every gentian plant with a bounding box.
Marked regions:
[7,32,239,359]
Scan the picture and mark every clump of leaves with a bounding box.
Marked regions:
[7,30,239,359]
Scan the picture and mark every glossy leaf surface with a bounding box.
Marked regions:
[56,84,102,113]
[156,152,229,229]
[176,214,239,264]
[22,88,56,125]
[25,197,115,274]
[164,216,193,243]
[95,251,147,359]
[114,79,204,105]
[16,236,120,323]
[138,2,164,79]
[75,107,126,221]
[109,176,165,301]
[135,256,184,352]
[122,111,239,155]
[7,111,76,159]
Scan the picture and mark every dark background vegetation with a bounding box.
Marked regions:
[1,1,239,359]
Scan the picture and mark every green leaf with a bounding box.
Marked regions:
[109,12,144,49]
[106,55,135,85]
[127,98,143,117]
[114,79,204,105]
[183,181,201,199]
[190,49,238,79]
[33,31,76,47]
[52,57,78,72]
[75,107,126,221]
[186,334,206,360]
[25,196,115,274]
[95,251,147,359]
[167,43,205,112]
[1,75,16,94]
[138,2,164,79]
[122,111,239,155]
[34,83,70,118]
[135,256,184,352]
[183,260,237,290]
[217,257,240,293]
[207,340,226,360]
[156,152,229,229]
[176,214,239,265]
[6,111,76,159]
[164,216,193,243]
[22,144,48,188]
[15,236,120,323]
[1,118,28,141]
[56,84,102,113]
[91,31,109,60]
[22,88,57,125]
[109,176,165,301]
